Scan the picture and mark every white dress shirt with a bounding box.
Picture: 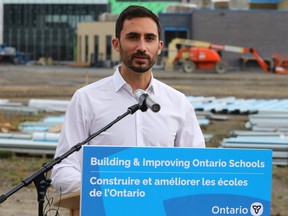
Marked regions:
[51,68,205,194]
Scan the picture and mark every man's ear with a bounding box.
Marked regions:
[157,40,164,55]
[112,38,120,52]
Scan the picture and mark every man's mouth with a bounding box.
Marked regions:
[134,55,148,59]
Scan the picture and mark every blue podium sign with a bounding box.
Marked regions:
[80,147,272,216]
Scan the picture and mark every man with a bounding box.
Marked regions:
[51,5,205,194]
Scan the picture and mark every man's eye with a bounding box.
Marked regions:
[128,35,138,40]
[146,36,156,41]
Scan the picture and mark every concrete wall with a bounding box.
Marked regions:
[190,10,288,68]
[160,13,192,30]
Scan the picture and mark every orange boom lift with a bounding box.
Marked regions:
[166,38,288,74]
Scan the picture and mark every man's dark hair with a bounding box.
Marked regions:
[115,5,161,39]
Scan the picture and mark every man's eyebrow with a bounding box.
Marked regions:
[125,32,157,37]
[145,33,157,38]
[125,32,140,37]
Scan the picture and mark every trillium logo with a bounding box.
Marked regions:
[250,202,263,216]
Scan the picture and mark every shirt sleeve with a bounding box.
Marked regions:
[51,91,88,194]
[51,166,81,194]
[174,98,206,148]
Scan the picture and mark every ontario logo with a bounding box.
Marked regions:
[211,202,264,215]
[250,202,264,216]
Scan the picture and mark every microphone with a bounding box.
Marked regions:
[134,89,161,112]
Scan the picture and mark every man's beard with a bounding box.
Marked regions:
[120,49,157,73]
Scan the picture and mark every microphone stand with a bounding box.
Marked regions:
[0,103,144,216]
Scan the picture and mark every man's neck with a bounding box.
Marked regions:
[119,66,152,92]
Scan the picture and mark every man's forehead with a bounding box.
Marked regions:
[121,17,158,34]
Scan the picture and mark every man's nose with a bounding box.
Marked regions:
[136,38,147,52]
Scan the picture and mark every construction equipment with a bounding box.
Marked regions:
[0,44,29,64]
[172,46,226,73]
[0,44,16,64]
[272,52,288,75]
[167,38,288,74]
[167,38,225,73]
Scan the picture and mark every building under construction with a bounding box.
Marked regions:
[1,0,288,63]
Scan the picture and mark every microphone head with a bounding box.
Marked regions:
[134,89,147,101]
[134,89,160,113]
[151,103,161,112]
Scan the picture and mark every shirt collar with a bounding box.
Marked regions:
[112,67,128,92]
[112,66,156,95]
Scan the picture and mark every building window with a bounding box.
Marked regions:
[85,35,89,63]
[78,35,81,62]
[94,35,99,65]
[3,3,108,61]
[106,35,112,61]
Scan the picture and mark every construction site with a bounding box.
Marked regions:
[2,0,288,69]
[0,65,287,215]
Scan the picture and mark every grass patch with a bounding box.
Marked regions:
[0,156,49,187]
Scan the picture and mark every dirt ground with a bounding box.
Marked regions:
[0,65,288,215]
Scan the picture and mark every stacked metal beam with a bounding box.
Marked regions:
[187,96,288,165]
[1,97,288,163]
[0,100,66,155]
[221,110,288,166]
